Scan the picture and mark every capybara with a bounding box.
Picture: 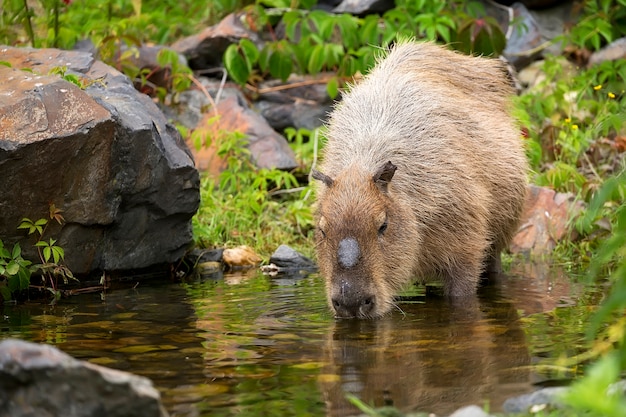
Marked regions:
[312,41,528,319]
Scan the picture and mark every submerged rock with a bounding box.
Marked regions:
[0,339,169,417]
[0,46,199,276]
[502,386,568,413]
[448,405,494,417]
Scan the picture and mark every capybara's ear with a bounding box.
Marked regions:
[373,161,397,192]
[311,169,334,187]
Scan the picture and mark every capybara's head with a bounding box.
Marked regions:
[313,161,418,319]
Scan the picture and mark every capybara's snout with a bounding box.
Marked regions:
[330,278,377,319]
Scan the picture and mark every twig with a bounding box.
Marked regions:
[583,151,602,182]
[506,40,556,57]
[187,73,219,118]
[246,76,336,95]
[268,186,307,196]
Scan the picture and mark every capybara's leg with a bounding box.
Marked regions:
[482,244,502,279]
[443,258,482,298]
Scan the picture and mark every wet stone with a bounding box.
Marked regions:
[269,244,317,271]
[0,339,169,417]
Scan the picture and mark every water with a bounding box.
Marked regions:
[0,264,600,416]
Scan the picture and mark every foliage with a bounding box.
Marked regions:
[0,240,33,302]
[48,65,94,89]
[192,118,314,258]
[562,353,626,417]
[514,56,626,198]
[223,0,507,89]
[1,0,208,101]
[0,0,244,49]
[0,204,76,303]
[567,0,626,51]
[284,126,320,170]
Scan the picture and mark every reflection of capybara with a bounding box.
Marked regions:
[313,41,528,319]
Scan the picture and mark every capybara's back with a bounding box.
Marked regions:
[313,41,528,319]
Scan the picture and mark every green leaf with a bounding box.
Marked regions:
[6,261,19,276]
[224,44,250,86]
[314,13,334,40]
[326,76,339,100]
[269,49,293,81]
[43,246,51,263]
[18,268,31,290]
[307,44,325,74]
[8,273,19,292]
[0,286,11,301]
[283,10,303,41]
[239,38,260,71]
[52,246,64,263]
[360,16,380,45]
[257,0,289,7]
[258,46,272,73]
[11,243,21,259]
[563,353,626,417]
[436,24,451,43]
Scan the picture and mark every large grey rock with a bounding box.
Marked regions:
[0,339,169,417]
[0,46,199,275]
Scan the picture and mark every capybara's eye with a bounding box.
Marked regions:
[318,227,327,239]
[378,219,388,236]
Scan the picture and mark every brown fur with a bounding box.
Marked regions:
[313,41,528,318]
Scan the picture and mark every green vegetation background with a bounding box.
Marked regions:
[2,0,626,415]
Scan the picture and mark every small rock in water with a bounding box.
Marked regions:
[268,244,318,271]
[448,404,494,417]
[502,386,568,413]
[223,245,262,269]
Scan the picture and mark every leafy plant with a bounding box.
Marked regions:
[48,65,95,89]
[567,0,626,51]
[0,0,225,103]
[0,240,33,302]
[192,119,314,257]
[9,204,76,302]
[223,0,506,89]
[514,56,626,198]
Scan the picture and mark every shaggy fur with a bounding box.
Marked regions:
[313,41,528,319]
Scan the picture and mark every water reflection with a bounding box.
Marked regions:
[321,287,531,416]
[0,266,594,417]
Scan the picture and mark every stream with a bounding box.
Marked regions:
[1,263,601,416]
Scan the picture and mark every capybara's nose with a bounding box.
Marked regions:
[332,295,375,318]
